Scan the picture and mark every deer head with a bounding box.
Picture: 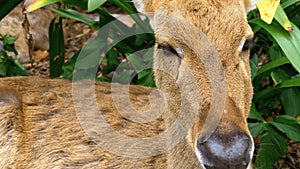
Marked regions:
[133,0,258,168]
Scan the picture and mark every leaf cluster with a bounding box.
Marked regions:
[0,34,27,77]
[248,0,300,168]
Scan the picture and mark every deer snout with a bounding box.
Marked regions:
[196,131,253,169]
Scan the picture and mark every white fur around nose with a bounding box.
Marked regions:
[207,137,246,160]
[195,136,254,169]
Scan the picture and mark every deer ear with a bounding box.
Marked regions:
[245,0,258,12]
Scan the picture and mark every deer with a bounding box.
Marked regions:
[0,0,258,168]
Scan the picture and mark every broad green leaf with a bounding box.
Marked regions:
[270,68,290,85]
[253,87,278,102]
[269,44,283,60]
[248,104,264,121]
[74,39,105,69]
[113,62,135,84]
[256,57,289,75]
[248,123,266,138]
[249,18,300,73]
[253,75,300,102]
[88,0,106,12]
[255,125,287,169]
[279,75,300,88]
[274,4,292,32]
[271,115,300,141]
[128,53,152,72]
[280,88,300,117]
[137,69,155,87]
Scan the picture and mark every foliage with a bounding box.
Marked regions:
[248,0,300,168]
[0,34,27,77]
[0,0,27,77]
[28,0,155,86]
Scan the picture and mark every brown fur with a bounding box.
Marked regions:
[0,0,257,168]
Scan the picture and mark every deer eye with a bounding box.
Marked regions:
[238,38,254,52]
[157,43,183,57]
[242,38,254,51]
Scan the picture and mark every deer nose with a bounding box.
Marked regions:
[196,132,253,169]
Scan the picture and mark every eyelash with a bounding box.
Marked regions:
[242,38,254,51]
[157,43,179,57]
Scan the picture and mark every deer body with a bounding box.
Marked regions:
[0,0,257,168]
[0,76,199,168]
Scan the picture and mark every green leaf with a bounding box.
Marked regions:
[2,35,17,45]
[137,69,155,87]
[113,62,135,84]
[109,0,136,14]
[249,18,300,73]
[256,57,290,76]
[270,68,290,85]
[269,44,283,60]
[271,115,300,141]
[250,54,258,80]
[281,0,300,9]
[253,75,300,102]
[0,47,27,77]
[255,125,288,169]
[88,0,106,12]
[280,88,300,117]
[248,123,266,138]
[75,37,106,69]
[279,75,300,88]
[49,17,65,78]
[6,62,28,76]
[0,0,22,21]
[0,54,8,76]
[248,103,264,121]
[62,49,81,80]
[128,54,151,72]
[1,34,18,55]
[25,0,60,12]
[52,8,99,29]
[101,49,120,75]
[253,87,278,103]
[274,4,292,32]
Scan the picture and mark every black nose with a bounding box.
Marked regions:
[196,132,253,169]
